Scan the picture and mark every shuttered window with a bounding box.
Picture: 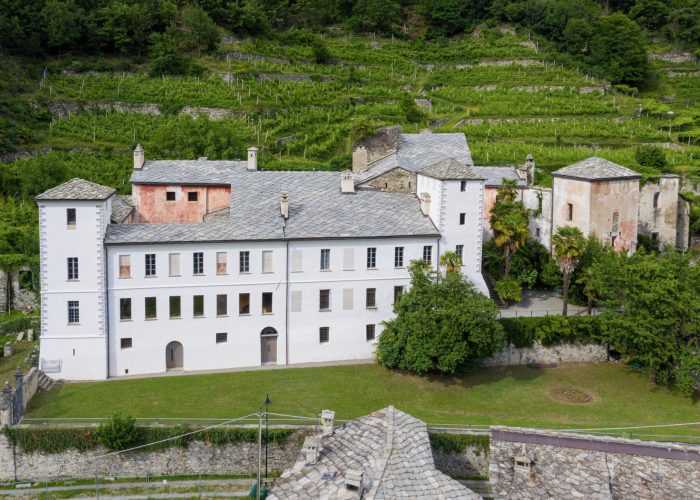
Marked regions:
[291,290,302,312]
[343,289,353,310]
[216,252,227,274]
[262,251,273,273]
[169,253,180,276]
[119,255,131,278]
[291,249,303,272]
[319,289,331,311]
[343,248,354,270]
[216,294,227,316]
[193,295,204,317]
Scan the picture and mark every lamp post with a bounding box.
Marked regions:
[264,394,271,479]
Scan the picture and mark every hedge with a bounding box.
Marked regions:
[4,426,295,454]
[428,433,490,455]
[0,315,39,336]
[498,315,606,348]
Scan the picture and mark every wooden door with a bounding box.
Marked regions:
[166,341,183,370]
[261,335,277,364]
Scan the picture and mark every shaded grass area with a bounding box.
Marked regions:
[26,363,699,438]
[0,341,35,385]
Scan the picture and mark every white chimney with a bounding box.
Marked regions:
[247,146,258,171]
[341,170,355,194]
[525,153,535,185]
[301,435,321,465]
[280,192,289,219]
[420,192,431,216]
[133,144,144,170]
[321,409,335,437]
[342,469,364,499]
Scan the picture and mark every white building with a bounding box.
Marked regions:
[36,132,488,380]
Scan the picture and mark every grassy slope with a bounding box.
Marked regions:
[26,363,700,439]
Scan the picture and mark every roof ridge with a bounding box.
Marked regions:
[365,406,395,499]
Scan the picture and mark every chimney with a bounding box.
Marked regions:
[280,192,289,219]
[420,192,431,216]
[247,146,258,171]
[321,409,335,437]
[301,435,321,465]
[342,469,364,499]
[352,145,368,173]
[525,154,535,185]
[341,170,355,194]
[133,144,144,170]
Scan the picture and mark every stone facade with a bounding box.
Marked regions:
[351,126,400,173]
[0,267,38,314]
[484,341,608,367]
[432,446,490,479]
[490,427,700,500]
[0,429,309,481]
[638,174,689,251]
[359,167,416,193]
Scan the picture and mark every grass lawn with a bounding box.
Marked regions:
[0,341,35,384]
[26,362,700,439]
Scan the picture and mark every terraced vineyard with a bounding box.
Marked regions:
[3,31,700,190]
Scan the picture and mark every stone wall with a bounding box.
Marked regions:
[359,167,417,193]
[432,445,490,479]
[484,341,608,367]
[489,427,700,499]
[0,268,38,314]
[0,429,309,481]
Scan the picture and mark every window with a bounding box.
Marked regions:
[319,289,331,311]
[456,245,464,263]
[119,255,131,278]
[216,252,227,275]
[291,249,302,272]
[66,208,76,226]
[612,212,619,233]
[366,247,377,269]
[535,228,541,237]
[262,251,273,273]
[169,296,181,318]
[423,245,432,264]
[262,292,273,314]
[394,285,404,304]
[169,253,180,276]
[291,290,302,312]
[319,327,329,343]
[145,254,156,277]
[652,232,659,241]
[217,294,227,316]
[193,295,204,317]
[320,249,331,270]
[188,191,198,202]
[366,324,376,342]
[343,248,354,270]
[459,213,466,225]
[239,293,250,315]
[145,297,157,319]
[68,301,79,324]
[366,288,376,308]
[119,298,131,321]
[120,338,132,349]
[239,251,250,273]
[394,246,404,268]
[653,192,660,209]
[216,332,228,344]
[166,191,176,201]
[567,203,573,221]
[460,180,467,191]
[67,257,79,280]
[193,252,204,275]
[343,289,353,310]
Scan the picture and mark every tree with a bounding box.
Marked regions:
[439,250,462,273]
[97,412,140,451]
[311,38,331,64]
[552,226,586,316]
[40,0,84,52]
[591,250,700,396]
[635,145,668,170]
[347,0,401,34]
[588,13,648,85]
[377,260,504,374]
[181,5,220,53]
[149,31,188,76]
[629,0,669,31]
[489,179,530,280]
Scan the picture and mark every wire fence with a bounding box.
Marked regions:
[497,308,602,318]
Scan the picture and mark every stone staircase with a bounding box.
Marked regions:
[37,371,55,391]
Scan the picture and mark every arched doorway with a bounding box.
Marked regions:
[260,327,278,365]
[166,341,183,370]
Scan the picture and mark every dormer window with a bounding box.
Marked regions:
[66,208,76,228]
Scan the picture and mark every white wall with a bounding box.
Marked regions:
[523,187,553,251]
[37,198,110,380]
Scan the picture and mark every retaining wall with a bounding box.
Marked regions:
[485,341,608,367]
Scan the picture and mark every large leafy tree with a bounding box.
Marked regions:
[377,260,503,375]
[591,250,700,396]
[551,226,586,316]
[588,12,648,85]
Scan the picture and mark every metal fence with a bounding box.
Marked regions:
[497,308,602,319]
[1,368,25,426]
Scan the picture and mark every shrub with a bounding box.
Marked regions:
[499,315,606,348]
[428,433,489,455]
[97,412,140,452]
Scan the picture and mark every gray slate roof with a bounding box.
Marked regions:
[472,166,526,187]
[111,195,134,223]
[551,156,641,181]
[268,406,479,500]
[418,158,484,180]
[105,171,439,244]
[36,178,115,201]
[130,160,248,185]
[356,132,472,184]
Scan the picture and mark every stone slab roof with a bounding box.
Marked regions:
[356,132,472,184]
[418,158,484,181]
[111,195,134,223]
[551,157,641,181]
[130,160,248,185]
[472,166,526,187]
[105,171,439,244]
[269,406,479,500]
[36,178,115,201]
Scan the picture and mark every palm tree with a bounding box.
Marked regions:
[490,207,530,280]
[552,226,586,316]
[440,251,462,273]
